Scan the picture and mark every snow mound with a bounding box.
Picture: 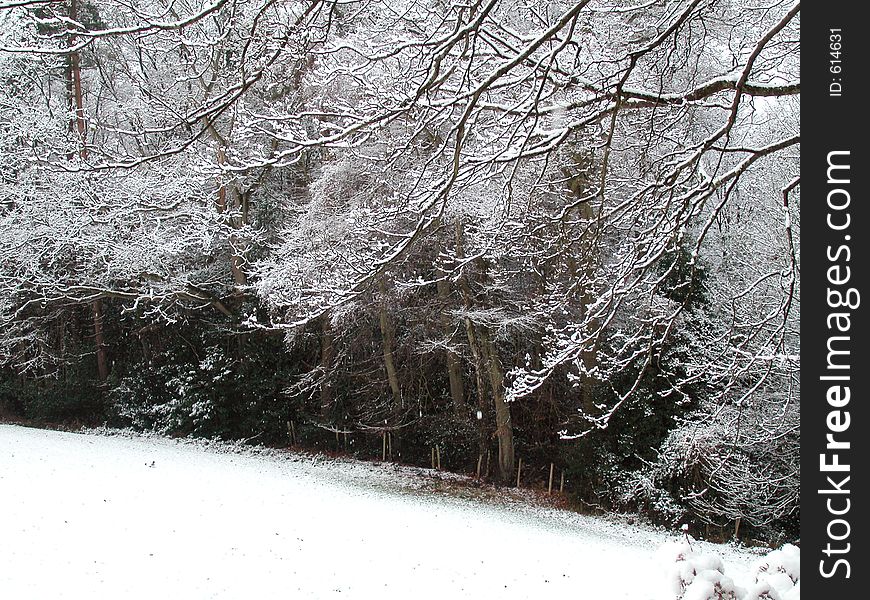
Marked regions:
[659,541,799,600]
[658,539,743,599]
[743,581,782,600]
[783,581,799,600]
[751,544,799,592]
[684,570,743,600]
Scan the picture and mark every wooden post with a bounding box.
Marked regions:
[548,463,554,495]
[559,470,565,493]
[431,447,436,469]
[516,458,522,488]
[291,421,297,445]
[382,432,387,461]
[734,517,741,541]
[476,454,483,478]
[436,445,441,470]
[344,431,348,451]
[387,432,392,461]
[485,450,491,478]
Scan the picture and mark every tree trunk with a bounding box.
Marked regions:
[478,326,514,481]
[463,315,490,462]
[564,157,601,414]
[454,221,490,461]
[68,0,109,382]
[204,122,247,288]
[378,279,402,407]
[66,0,87,161]
[92,299,109,382]
[436,276,465,414]
[454,219,515,477]
[228,183,248,287]
[320,313,334,417]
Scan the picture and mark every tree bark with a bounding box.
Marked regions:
[453,219,515,479]
[92,299,109,382]
[203,120,247,288]
[216,142,248,288]
[320,313,334,417]
[436,276,465,414]
[454,221,490,462]
[564,156,600,414]
[66,0,87,161]
[478,325,514,481]
[377,279,402,407]
[463,314,490,461]
[228,180,248,287]
[68,0,109,382]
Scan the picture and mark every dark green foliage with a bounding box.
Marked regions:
[554,245,715,520]
[560,342,699,498]
[413,411,480,471]
[109,328,293,444]
[0,377,104,424]
[655,243,709,307]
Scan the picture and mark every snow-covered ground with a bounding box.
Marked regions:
[1,424,762,599]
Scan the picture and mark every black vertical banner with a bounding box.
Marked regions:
[803,2,866,596]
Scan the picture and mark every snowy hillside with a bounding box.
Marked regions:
[0,424,772,599]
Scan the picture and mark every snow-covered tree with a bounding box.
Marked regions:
[0,0,800,525]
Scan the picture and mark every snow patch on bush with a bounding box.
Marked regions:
[658,540,742,599]
[750,544,799,591]
[743,582,782,600]
[659,540,799,600]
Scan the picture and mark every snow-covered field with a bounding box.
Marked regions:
[1,424,762,599]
